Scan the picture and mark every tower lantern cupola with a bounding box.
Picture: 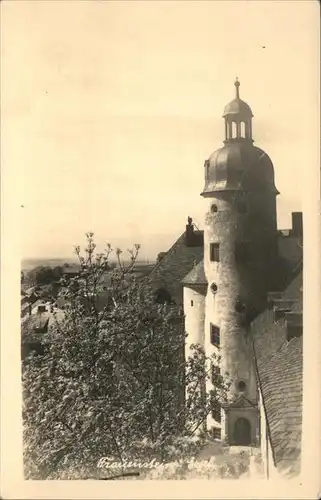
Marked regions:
[223,78,253,142]
[202,79,278,196]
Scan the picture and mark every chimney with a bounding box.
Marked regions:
[185,216,195,246]
[292,212,303,237]
[185,216,204,247]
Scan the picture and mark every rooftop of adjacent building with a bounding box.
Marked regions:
[250,258,303,477]
[148,212,303,294]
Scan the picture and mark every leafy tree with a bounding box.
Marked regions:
[52,266,63,281]
[22,233,229,479]
[26,265,62,287]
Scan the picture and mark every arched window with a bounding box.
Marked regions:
[232,122,237,138]
[236,380,247,392]
[234,418,251,446]
[155,288,172,305]
[240,121,246,137]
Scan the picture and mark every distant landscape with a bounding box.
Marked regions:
[21,257,156,272]
[21,258,79,272]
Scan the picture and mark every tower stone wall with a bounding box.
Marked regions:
[203,191,277,439]
[201,79,279,445]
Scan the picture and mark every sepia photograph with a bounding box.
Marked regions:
[1,0,320,498]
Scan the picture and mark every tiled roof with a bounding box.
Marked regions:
[21,312,50,340]
[147,231,204,305]
[277,235,303,288]
[147,231,302,305]
[182,259,207,286]
[278,234,302,265]
[251,269,303,477]
[147,223,303,474]
[259,336,302,477]
[282,262,303,304]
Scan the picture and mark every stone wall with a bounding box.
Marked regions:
[203,189,278,442]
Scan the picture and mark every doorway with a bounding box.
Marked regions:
[233,417,251,445]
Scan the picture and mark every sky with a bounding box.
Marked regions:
[1,0,319,261]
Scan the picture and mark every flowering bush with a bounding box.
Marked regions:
[22,234,230,480]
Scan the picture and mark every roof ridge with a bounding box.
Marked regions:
[149,232,186,276]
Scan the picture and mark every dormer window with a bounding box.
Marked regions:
[204,160,210,180]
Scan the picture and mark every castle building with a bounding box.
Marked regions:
[149,80,303,478]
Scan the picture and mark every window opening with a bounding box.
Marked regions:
[204,160,210,180]
[210,243,220,262]
[210,324,220,347]
[237,380,246,392]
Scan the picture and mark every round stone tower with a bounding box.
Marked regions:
[201,79,279,446]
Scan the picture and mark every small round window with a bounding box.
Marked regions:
[211,283,218,294]
[237,380,246,392]
[211,204,218,213]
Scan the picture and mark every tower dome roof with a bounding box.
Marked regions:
[223,98,253,118]
[202,142,278,195]
[223,78,253,118]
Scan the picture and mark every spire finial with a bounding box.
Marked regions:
[234,77,240,98]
